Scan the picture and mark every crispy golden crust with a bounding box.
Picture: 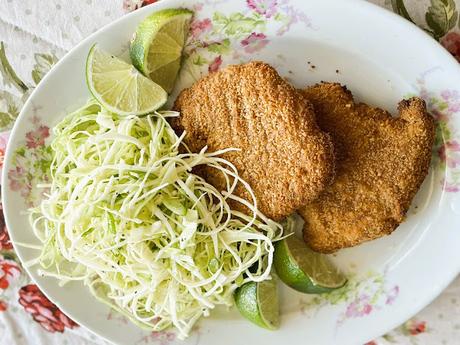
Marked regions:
[299,83,435,253]
[172,62,335,220]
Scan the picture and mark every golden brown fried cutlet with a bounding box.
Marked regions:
[172,62,335,220]
[299,83,435,253]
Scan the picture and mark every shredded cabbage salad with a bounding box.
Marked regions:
[29,100,282,338]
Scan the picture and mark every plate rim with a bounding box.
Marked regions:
[2,0,460,344]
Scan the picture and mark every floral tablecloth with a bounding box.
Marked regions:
[0,0,459,344]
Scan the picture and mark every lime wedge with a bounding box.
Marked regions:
[234,279,279,330]
[274,215,347,294]
[130,8,193,93]
[86,44,167,116]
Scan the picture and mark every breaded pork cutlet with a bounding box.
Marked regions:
[172,62,335,220]
[299,83,435,253]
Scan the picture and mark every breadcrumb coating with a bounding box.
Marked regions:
[299,83,435,253]
[172,62,335,220]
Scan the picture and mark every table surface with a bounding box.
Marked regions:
[0,0,459,344]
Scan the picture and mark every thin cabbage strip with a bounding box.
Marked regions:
[30,100,282,338]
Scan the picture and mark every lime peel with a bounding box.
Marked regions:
[86,44,167,116]
[234,279,279,330]
[274,215,347,294]
[130,8,193,93]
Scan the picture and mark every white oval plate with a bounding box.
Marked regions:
[3,0,460,344]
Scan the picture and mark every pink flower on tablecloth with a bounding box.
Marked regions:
[364,341,378,345]
[241,32,268,53]
[0,300,7,311]
[438,140,460,168]
[123,0,159,12]
[0,258,21,290]
[247,0,278,18]
[18,284,79,333]
[0,132,8,168]
[208,55,222,73]
[0,132,9,149]
[441,32,460,63]
[190,18,212,39]
[140,0,158,6]
[0,227,11,250]
[25,125,49,149]
[0,208,12,250]
[345,294,373,318]
[404,319,427,335]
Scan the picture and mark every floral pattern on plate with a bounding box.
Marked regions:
[3,2,460,343]
[299,271,399,327]
[7,116,52,207]
[1,0,460,344]
[412,70,460,192]
[176,0,311,87]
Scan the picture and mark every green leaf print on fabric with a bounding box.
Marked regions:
[391,0,414,23]
[0,44,59,131]
[0,91,22,129]
[426,0,459,40]
[31,53,58,85]
[0,42,30,131]
[0,42,28,93]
